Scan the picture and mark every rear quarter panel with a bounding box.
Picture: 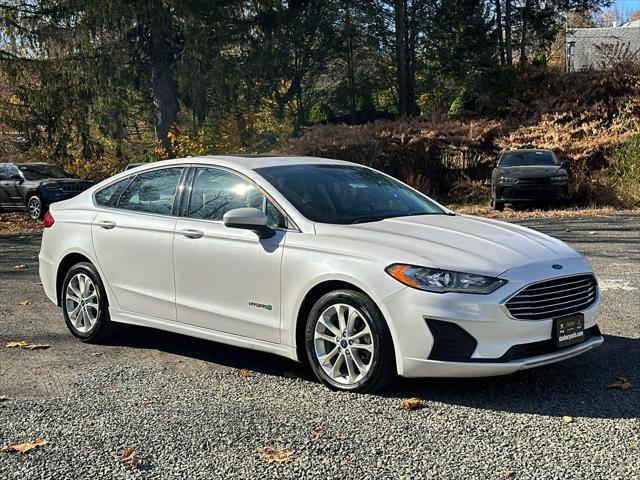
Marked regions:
[38,195,107,306]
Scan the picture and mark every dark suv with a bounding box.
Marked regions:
[490,149,570,211]
[0,163,93,220]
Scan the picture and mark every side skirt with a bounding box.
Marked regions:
[109,308,299,361]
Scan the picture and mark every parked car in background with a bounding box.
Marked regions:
[491,149,570,211]
[0,163,93,220]
[39,155,602,393]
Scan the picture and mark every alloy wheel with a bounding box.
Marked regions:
[313,303,375,386]
[28,197,42,220]
[65,273,99,334]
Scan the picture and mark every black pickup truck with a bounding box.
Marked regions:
[0,163,93,220]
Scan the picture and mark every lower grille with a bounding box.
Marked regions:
[425,319,477,361]
[505,274,597,320]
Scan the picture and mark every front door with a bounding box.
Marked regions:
[92,167,184,320]
[0,164,24,209]
[173,167,287,343]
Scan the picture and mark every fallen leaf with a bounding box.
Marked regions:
[608,377,632,390]
[4,341,49,350]
[311,427,325,438]
[17,300,31,306]
[13,264,29,270]
[0,396,13,402]
[398,397,425,410]
[256,447,294,465]
[239,368,250,378]
[1,439,48,453]
[504,469,516,478]
[90,352,102,357]
[562,416,574,423]
[22,344,50,351]
[120,447,142,468]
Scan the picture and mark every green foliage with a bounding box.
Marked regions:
[610,135,640,203]
[448,89,467,117]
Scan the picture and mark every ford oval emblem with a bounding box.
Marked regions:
[552,264,563,270]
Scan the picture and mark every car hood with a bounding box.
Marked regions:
[315,214,580,277]
[498,166,565,177]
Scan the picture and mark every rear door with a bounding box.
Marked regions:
[173,166,287,343]
[91,167,185,320]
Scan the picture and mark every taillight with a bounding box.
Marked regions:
[43,211,55,228]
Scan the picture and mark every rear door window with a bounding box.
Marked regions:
[118,168,183,215]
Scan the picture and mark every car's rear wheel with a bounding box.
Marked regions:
[493,199,505,211]
[304,289,395,392]
[27,195,44,220]
[61,262,116,343]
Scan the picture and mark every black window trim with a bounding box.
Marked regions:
[180,164,299,232]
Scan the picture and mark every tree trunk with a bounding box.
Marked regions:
[149,4,179,158]
[520,0,529,64]
[394,0,415,115]
[345,1,356,121]
[505,0,512,65]
[495,0,505,65]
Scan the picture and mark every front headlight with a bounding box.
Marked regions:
[386,264,507,294]
[551,175,567,182]
[498,176,519,184]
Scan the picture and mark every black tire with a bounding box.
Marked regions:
[27,194,44,220]
[304,289,395,393]
[493,200,505,211]
[61,262,116,343]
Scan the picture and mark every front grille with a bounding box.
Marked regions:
[505,274,597,320]
[517,177,549,186]
[61,183,90,193]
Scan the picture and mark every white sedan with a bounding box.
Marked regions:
[38,156,603,392]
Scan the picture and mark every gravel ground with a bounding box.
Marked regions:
[1,214,639,479]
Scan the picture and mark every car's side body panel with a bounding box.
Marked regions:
[173,217,285,343]
[91,209,179,321]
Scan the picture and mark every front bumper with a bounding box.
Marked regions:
[380,256,602,378]
[495,182,568,202]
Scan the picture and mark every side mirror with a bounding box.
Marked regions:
[223,207,275,239]
[10,174,23,182]
[561,160,571,169]
[489,162,497,169]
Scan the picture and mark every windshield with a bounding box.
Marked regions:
[256,164,445,224]
[17,164,72,180]
[499,151,558,167]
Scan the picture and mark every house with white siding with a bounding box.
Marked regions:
[566,20,640,71]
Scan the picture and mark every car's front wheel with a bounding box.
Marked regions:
[304,289,395,392]
[27,195,44,220]
[61,262,116,343]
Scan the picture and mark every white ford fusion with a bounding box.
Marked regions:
[39,156,603,392]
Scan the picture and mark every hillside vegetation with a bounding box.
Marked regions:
[280,64,640,207]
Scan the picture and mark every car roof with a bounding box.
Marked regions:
[129,155,356,171]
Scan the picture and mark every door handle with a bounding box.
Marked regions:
[97,220,116,230]
[181,228,204,239]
